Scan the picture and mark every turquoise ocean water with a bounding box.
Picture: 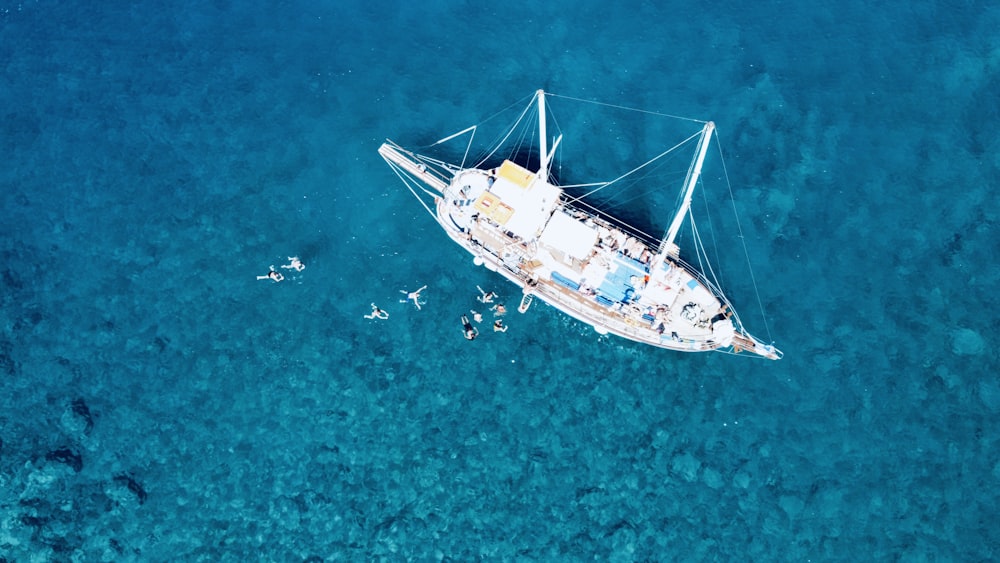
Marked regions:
[2,0,998,560]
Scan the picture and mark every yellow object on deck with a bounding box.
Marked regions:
[497,160,534,189]
[474,192,515,225]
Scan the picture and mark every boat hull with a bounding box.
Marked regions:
[429,167,779,359]
[377,96,782,361]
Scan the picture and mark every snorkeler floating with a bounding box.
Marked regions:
[364,303,389,320]
[281,256,305,272]
[461,315,479,340]
[476,285,496,304]
[400,285,427,310]
[256,266,284,283]
[257,255,306,283]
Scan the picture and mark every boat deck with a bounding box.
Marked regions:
[438,168,733,352]
[378,95,782,359]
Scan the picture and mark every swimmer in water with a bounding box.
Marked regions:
[281,256,305,272]
[364,303,389,320]
[476,285,496,304]
[400,285,427,310]
[256,266,284,283]
[462,315,478,340]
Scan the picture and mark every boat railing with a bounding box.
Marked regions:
[458,214,718,350]
[511,267,673,345]
[464,235,721,351]
[558,199,730,302]
[669,254,752,331]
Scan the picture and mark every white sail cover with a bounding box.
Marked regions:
[712,318,736,346]
[539,211,599,260]
[484,162,561,240]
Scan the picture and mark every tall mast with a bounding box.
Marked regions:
[537,90,549,179]
[661,121,715,253]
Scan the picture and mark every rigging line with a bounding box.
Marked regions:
[690,214,740,334]
[478,92,536,129]
[691,211,726,313]
[512,112,537,160]
[464,128,476,169]
[432,125,476,146]
[568,198,661,244]
[716,347,765,360]
[688,214,716,293]
[591,167,690,208]
[545,101,563,183]
[689,183,748,334]
[475,94,537,167]
[714,130,774,343]
[690,212,749,333]
[689,213,710,292]
[385,161,438,221]
[564,131,702,204]
[466,111,517,165]
[568,166,679,204]
[697,173,726,292]
[460,127,476,169]
[545,92,708,124]
[419,92,535,151]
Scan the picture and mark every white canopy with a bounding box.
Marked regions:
[480,161,562,240]
[539,211,599,260]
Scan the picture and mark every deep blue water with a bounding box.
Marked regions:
[2,0,998,560]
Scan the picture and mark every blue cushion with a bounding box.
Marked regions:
[551,271,580,291]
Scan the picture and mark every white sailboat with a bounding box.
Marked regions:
[379,90,782,360]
